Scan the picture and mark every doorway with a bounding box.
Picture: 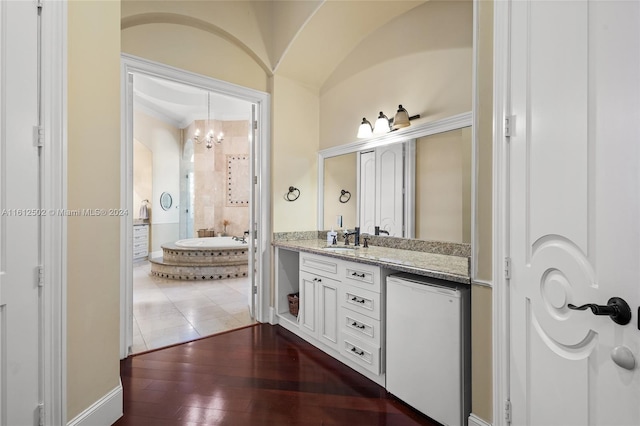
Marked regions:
[120,54,271,358]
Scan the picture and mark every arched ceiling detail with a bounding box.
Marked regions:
[121,1,428,89]
[121,13,273,75]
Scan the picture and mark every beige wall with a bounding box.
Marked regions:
[323,153,357,230]
[122,23,268,93]
[471,284,493,422]
[415,128,472,243]
[133,140,152,219]
[472,0,495,423]
[476,0,494,283]
[67,0,121,420]
[134,110,181,250]
[319,1,473,150]
[271,74,319,232]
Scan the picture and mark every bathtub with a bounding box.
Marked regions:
[175,237,248,248]
[150,236,251,280]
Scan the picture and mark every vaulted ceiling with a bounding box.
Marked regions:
[122,0,428,125]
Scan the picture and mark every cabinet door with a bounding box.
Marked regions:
[299,271,317,337]
[317,278,339,351]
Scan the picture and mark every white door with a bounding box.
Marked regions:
[0,1,42,424]
[358,144,404,236]
[508,1,640,425]
[359,150,376,234]
[376,143,404,236]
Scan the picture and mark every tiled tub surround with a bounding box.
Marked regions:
[150,238,250,280]
[273,232,470,283]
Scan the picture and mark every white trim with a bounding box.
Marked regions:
[120,54,272,358]
[41,0,67,424]
[66,382,123,426]
[319,112,472,159]
[404,139,416,239]
[492,1,511,426]
[471,278,493,288]
[471,0,479,281]
[469,413,493,426]
[317,112,472,230]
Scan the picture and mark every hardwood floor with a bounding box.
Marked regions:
[116,323,438,425]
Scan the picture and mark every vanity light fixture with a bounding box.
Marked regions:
[357,117,373,139]
[373,111,391,135]
[357,105,421,137]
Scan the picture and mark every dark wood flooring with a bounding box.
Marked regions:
[115,323,438,425]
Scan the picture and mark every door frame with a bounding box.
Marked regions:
[40,0,67,424]
[492,0,511,425]
[119,54,272,358]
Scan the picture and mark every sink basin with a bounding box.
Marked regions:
[322,246,358,253]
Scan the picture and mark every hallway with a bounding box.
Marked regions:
[117,324,435,425]
[132,261,256,353]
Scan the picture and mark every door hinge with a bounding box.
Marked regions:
[34,125,44,148]
[504,257,512,280]
[38,403,45,426]
[505,399,512,424]
[253,120,258,130]
[253,285,258,295]
[37,266,44,287]
[505,115,516,138]
[253,175,258,184]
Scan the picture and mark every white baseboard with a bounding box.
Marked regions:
[67,381,123,426]
[269,306,278,325]
[468,413,492,426]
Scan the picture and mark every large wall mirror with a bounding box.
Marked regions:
[318,112,472,244]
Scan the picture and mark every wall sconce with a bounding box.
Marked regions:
[357,105,420,138]
[357,118,373,138]
[373,111,391,134]
[194,92,225,149]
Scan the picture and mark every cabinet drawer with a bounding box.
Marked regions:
[133,241,148,251]
[133,225,148,236]
[342,261,379,292]
[340,306,381,346]
[341,334,381,375]
[341,285,381,321]
[300,253,339,277]
[133,249,148,259]
[133,234,148,243]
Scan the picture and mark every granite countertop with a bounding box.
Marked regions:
[272,238,471,284]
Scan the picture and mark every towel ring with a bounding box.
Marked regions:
[339,190,351,203]
[285,186,300,202]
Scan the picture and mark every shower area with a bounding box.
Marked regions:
[130,73,256,353]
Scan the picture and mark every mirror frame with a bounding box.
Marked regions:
[317,111,473,232]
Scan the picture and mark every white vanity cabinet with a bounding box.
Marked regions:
[133,223,149,260]
[338,261,385,375]
[299,271,340,351]
[274,247,389,385]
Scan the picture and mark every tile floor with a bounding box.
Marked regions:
[131,261,256,354]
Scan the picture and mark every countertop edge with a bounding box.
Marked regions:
[273,240,471,285]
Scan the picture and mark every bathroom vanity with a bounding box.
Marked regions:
[272,235,470,387]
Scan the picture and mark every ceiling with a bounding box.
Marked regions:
[133,74,253,128]
[129,1,428,128]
